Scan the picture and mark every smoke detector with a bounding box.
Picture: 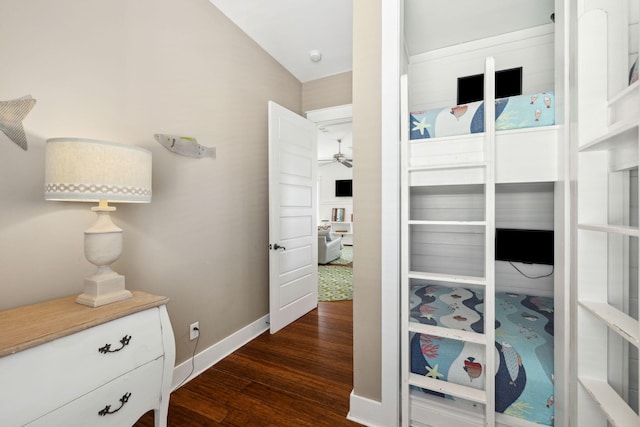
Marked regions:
[309,50,322,63]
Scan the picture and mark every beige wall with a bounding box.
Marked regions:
[302,72,353,112]
[352,0,382,401]
[0,0,301,364]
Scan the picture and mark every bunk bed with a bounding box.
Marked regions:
[409,283,555,425]
[401,22,564,427]
[575,3,640,427]
[406,93,559,186]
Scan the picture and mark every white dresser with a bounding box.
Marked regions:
[0,291,175,427]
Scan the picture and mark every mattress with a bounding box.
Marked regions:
[409,283,555,426]
[409,91,555,140]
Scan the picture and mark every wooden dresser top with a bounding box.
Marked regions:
[0,291,169,357]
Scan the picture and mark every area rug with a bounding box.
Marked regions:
[327,245,352,266]
[318,246,353,301]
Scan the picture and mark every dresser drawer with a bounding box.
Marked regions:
[0,308,164,426]
[25,356,164,427]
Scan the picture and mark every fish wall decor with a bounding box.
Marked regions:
[0,95,37,151]
[154,134,216,159]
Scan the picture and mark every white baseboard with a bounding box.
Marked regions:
[171,314,270,391]
[348,391,386,427]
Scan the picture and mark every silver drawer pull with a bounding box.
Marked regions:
[98,392,131,416]
[98,335,132,354]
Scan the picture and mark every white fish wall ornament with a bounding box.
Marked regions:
[0,95,37,151]
[154,134,216,159]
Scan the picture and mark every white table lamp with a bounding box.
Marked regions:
[45,138,152,307]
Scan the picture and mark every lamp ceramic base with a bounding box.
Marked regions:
[76,273,132,307]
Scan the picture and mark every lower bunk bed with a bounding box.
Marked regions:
[409,282,555,427]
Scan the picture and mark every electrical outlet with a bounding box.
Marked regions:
[189,322,199,340]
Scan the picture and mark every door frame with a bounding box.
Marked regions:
[306,104,353,236]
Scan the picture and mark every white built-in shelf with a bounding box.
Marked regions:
[578,120,639,152]
[408,220,486,226]
[610,81,639,103]
[613,80,638,102]
[608,81,639,118]
[408,162,488,173]
[579,300,640,347]
[578,377,640,427]
[408,322,486,345]
[330,221,353,236]
[409,373,487,404]
[409,271,486,286]
[577,223,640,236]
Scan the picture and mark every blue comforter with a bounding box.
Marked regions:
[409,283,555,426]
[409,91,555,140]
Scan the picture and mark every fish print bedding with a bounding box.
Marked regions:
[409,91,555,140]
[410,283,555,426]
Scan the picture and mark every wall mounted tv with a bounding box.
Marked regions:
[495,228,554,265]
[335,179,352,197]
[457,67,523,105]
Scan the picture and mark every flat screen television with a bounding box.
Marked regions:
[457,67,523,104]
[495,228,554,265]
[335,179,352,197]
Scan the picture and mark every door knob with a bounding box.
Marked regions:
[273,243,286,251]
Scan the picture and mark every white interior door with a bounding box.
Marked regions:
[268,101,318,334]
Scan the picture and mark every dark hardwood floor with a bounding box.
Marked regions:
[135,300,361,426]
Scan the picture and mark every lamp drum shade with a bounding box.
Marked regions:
[45,138,152,203]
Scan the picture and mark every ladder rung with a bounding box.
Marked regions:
[579,377,640,427]
[579,301,640,346]
[408,161,488,172]
[578,223,640,236]
[409,220,486,226]
[409,322,486,344]
[409,373,487,404]
[409,271,487,286]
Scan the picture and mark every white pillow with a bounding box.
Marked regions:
[318,225,332,239]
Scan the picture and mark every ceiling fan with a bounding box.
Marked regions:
[320,138,353,168]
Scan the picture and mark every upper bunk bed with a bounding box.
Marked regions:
[405,24,561,186]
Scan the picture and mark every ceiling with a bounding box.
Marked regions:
[208,0,353,84]
[207,0,555,163]
[404,0,555,56]
[208,0,554,83]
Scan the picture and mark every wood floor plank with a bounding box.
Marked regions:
[233,339,353,382]
[241,381,354,426]
[134,301,360,426]
[170,387,228,422]
[213,353,351,412]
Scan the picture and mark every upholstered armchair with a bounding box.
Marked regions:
[318,226,342,264]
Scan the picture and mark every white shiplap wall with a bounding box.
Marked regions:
[410,183,554,296]
[408,24,555,112]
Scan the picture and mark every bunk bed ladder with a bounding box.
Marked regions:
[575,6,640,427]
[400,57,497,427]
